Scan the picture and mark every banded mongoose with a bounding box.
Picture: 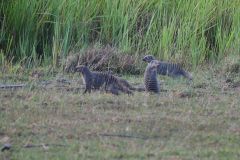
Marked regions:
[75,65,132,95]
[144,60,160,93]
[142,55,193,80]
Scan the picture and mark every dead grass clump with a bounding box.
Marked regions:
[64,45,140,74]
[63,54,80,73]
[226,63,240,74]
[221,56,240,75]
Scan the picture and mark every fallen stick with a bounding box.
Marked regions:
[23,143,67,148]
[99,133,161,140]
[0,84,26,89]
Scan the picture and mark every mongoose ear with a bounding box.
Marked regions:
[142,55,149,61]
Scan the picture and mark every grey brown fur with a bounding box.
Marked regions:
[144,60,160,93]
[75,65,132,95]
[142,55,192,80]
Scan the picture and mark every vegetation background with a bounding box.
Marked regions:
[0,0,239,69]
[1,1,240,159]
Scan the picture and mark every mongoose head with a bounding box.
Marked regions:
[142,55,155,63]
[75,65,89,73]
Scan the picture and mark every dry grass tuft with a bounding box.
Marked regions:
[64,45,140,74]
[220,56,240,75]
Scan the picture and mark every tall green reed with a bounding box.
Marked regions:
[0,0,239,68]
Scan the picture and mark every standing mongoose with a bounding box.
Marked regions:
[144,60,160,93]
[142,55,192,80]
[75,65,132,95]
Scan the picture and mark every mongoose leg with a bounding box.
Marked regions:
[83,88,88,94]
[83,86,91,94]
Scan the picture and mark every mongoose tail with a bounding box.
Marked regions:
[182,70,193,81]
[106,77,133,95]
[118,78,144,92]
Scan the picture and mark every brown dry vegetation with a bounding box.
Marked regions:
[64,45,143,74]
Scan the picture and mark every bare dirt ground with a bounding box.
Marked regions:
[0,66,240,160]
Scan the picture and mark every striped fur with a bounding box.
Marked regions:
[75,65,132,95]
[142,55,192,80]
[144,60,160,93]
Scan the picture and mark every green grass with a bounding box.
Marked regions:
[0,64,240,159]
[0,0,240,67]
